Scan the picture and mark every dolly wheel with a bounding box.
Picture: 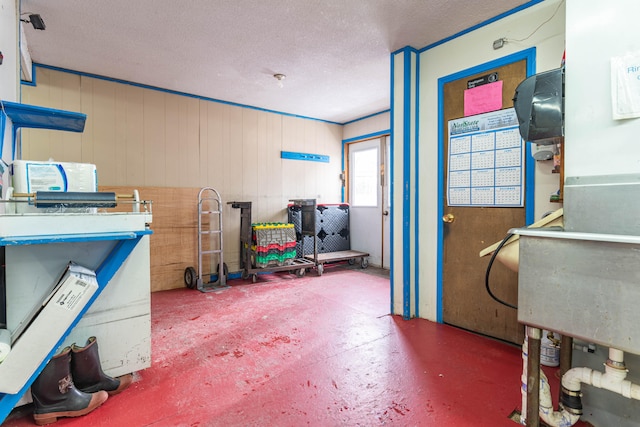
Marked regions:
[317,264,324,276]
[184,267,197,289]
[241,270,250,280]
[296,268,306,278]
[348,258,355,265]
[361,258,369,269]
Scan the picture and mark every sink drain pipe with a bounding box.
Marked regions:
[522,335,640,426]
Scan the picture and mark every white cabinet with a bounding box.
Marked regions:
[0,213,152,420]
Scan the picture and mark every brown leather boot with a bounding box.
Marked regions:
[31,346,108,425]
[71,336,133,396]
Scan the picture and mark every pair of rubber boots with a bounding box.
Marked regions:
[30,337,132,425]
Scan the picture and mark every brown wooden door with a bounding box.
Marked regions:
[442,60,527,345]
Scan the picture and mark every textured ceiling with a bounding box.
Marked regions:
[20,0,531,123]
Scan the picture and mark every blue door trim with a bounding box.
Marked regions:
[435,48,537,322]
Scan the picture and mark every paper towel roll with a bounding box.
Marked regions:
[0,329,11,363]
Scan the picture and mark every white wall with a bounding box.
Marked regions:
[0,0,19,182]
[565,0,640,177]
[21,68,343,208]
[564,1,640,425]
[343,111,390,141]
[0,0,18,102]
[415,0,566,321]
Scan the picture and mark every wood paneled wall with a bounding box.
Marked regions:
[21,67,344,291]
[100,186,200,292]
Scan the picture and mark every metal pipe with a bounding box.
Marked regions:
[521,330,580,427]
[9,190,151,213]
[527,326,542,427]
[521,335,529,425]
[13,191,136,200]
[559,335,573,405]
[33,191,117,208]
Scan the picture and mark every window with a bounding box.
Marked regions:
[352,148,378,207]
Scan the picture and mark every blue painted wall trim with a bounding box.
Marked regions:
[29,64,343,126]
[340,142,345,203]
[341,129,391,202]
[414,52,421,318]
[340,140,346,203]
[389,52,396,315]
[419,0,545,53]
[392,46,419,56]
[523,57,537,226]
[280,151,329,163]
[402,48,412,320]
[435,47,537,323]
[343,110,390,125]
[342,130,390,144]
[11,127,17,161]
[0,112,5,158]
[436,80,445,323]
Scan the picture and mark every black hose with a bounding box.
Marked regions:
[484,232,518,310]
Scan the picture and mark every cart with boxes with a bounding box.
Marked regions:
[229,200,316,283]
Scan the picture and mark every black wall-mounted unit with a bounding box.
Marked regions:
[513,67,564,145]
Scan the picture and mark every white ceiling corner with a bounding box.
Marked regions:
[20,0,531,123]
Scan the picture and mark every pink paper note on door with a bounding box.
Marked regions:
[464,81,503,116]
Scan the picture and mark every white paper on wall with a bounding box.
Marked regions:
[446,108,524,207]
[611,52,640,120]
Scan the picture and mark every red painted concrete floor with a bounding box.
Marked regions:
[4,265,588,426]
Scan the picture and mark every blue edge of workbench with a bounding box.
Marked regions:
[0,229,153,423]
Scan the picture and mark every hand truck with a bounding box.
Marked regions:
[184,187,228,292]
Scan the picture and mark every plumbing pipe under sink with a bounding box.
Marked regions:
[522,341,640,426]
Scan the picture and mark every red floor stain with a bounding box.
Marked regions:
[3,266,590,426]
[258,335,291,347]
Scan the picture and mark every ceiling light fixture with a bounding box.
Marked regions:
[273,73,286,88]
[20,13,46,30]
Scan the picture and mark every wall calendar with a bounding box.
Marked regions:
[447,108,524,207]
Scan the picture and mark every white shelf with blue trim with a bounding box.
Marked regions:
[0,100,153,424]
[0,213,153,423]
